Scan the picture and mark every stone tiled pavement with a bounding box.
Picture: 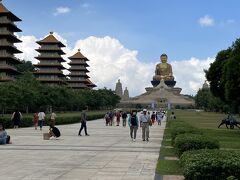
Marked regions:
[0,118,166,180]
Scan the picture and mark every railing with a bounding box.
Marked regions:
[36,54,62,58]
[36,63,62,66]
[35,70,63,74]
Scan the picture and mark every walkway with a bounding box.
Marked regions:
[0,118,166,180]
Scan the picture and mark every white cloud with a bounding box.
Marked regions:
[15,35,39,64]
[172,57,214,95]
[16,34,214,96]
[53,7,70,16]
[198,15,215,27]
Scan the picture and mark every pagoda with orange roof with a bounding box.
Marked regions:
[34,32,67,85]
[0,0,22,82]
[68,49,96,89]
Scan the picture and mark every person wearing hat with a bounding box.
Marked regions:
[139,109,151,141]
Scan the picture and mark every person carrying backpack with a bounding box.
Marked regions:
[128,111,139,142]
[122,112,128,127]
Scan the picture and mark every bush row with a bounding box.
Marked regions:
[168,120,240,179]
[174,133,220,156]
[0,113,105,128]
[169,120,202,144]
[180,149,240,180]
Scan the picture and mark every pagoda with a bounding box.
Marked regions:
[0,1,22,82]
[68,49,96,89]
[86,79,96,89]
[34,32,67,85]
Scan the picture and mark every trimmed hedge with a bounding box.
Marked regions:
[180,149,240,180]
[174,133,219,156]
[170,125,202,144]
[0,113,105,128]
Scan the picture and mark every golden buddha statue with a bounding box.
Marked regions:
[153,54,174,81]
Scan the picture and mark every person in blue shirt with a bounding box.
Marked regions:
[0,123,10,145]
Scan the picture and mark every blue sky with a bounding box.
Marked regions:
[3,0,240,95]
[6,0,240,62]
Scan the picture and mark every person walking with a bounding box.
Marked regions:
[104,112,110,126]
[38,110,45,131]
[78,107,89,136]
[156,112,162,125]
[33,112,39,130]
[116,111,121,126]
[151,112,156,125]
[122,111,128,127]
[139,109,151,141]
[11,110,22,129]
[128,111,139,141]
[109,111,114,126]
[49,112,57,129]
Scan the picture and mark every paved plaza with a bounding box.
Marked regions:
[0,118,166,180]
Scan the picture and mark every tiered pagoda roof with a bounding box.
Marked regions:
[68,49,96,89]
[0,1,22,82]
[34,32,67,85]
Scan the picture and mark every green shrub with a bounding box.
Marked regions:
[180,149,240,180]
[174,133,219,156]
[0,113,105,128]
[171,126,202,144]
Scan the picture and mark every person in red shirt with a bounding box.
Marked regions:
[116,111,121,126]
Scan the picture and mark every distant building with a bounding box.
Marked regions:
[34,32,67,86]
[202,80,209,89]
[122,87,129,101]
[67,49,96,89]
[115,79,123,98]
[0,1,22,82]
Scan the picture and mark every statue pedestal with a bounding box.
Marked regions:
[151,80,176,87]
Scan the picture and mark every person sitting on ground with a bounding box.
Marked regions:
[170,112,176,120]
[0,123,11,145]
[49,125,61,138]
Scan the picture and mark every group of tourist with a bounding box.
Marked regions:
[33,111,57,131]
[0,107,171,145]
[104,109,168,142]
[104,111,128,127]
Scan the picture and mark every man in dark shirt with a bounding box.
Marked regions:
[78,107,90,136]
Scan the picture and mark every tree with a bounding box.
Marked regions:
[15,60,35,73]
[206,38,240,113]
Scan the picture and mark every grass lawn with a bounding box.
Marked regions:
[156,160,182,175]
[156,109,240,175]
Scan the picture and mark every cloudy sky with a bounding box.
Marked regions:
[4,0,240,96]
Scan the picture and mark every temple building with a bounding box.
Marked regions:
[68,49,96,89]
[34,32,67,85]
[118,54,195,109]
[0,1,22,82]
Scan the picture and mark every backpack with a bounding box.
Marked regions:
[131,115,138,126]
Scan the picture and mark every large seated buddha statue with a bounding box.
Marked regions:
[152,54,176,87]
